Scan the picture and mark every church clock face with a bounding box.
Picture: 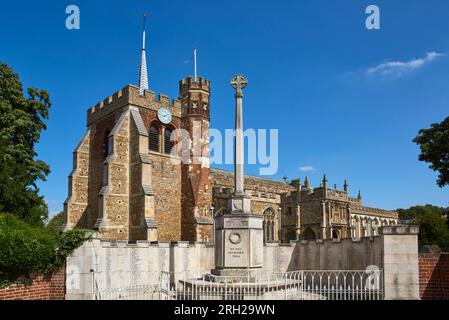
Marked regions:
[157,107,172,124]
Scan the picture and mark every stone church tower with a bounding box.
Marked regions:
[62,24,213,242]
[180,77,213,242]
[63,20,398,244]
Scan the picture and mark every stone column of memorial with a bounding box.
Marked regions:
[212,75,264,277]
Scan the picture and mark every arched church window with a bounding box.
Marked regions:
[302,228,316,241]
[164,126,175,155]
[332,229,340,240]
[102,129,111,159]
[149,124,160,152]
[263,208,276,242]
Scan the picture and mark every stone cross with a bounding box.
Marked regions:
[231,75,248,97]
[230,75,248,196]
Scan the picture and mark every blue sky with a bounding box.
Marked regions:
[1,0,448,214]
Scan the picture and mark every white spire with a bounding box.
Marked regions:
[139,14,149,96]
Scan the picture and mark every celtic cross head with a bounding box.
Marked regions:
[230,75,248,94]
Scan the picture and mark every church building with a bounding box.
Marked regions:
[62,25,398,243]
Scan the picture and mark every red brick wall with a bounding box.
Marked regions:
[419,253,449,300]
[0,266,65,300]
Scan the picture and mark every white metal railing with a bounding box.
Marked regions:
[299,270,383,300]
[92,269,383,301]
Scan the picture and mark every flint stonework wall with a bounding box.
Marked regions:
[63,131,90,230]
[99,112,130,240]
[88,114,117,229]
[149,153,182,241]
[128,115,146,240]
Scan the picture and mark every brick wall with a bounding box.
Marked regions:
[419,253,449,300]
[0,266,65,300]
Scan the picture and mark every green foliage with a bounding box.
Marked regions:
[416,212,449,249]
[397,205,447,220]
[0,213,90,287]
[56,229,91,264]
[46,212,64,237]
[397,205,449,250]
[0,213,57,284]
[414,117,449,188]
[0,62,52,226]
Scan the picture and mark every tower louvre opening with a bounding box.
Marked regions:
[149,124,159,152]
[164,127,174,155]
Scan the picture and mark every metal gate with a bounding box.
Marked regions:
[92,269,383,301]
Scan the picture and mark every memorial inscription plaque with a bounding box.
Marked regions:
[224,230,249,268]
[224,218,249,229]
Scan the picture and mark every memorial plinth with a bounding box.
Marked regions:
[212,206,264,277]
[212,75,264,277]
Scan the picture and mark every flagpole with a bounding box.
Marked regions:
[194,48,197,82]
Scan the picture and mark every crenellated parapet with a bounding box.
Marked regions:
[87,85,182,126]
[180,76,211,94]
[351,205,398,219]
[211,168,293,194]
[349,197,362,206]
[325,188,350,201]
[299,188,325,201]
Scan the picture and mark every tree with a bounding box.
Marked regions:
[416,212,449,249]
[0,62,51,226]
[397,205,449,250]
[414,117,449,188]
[397,205,446,220]
[0,212,90,286]
[46,212,64,237]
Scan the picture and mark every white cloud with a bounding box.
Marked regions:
[299,166,316,173]
[366,52,445,78]
[48,211,60,219]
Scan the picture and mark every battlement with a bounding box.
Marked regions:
[86,85,182,126]
[180,76,211,94]
[325,188,349,201]
[352,205,398,218]
[212,186,280,202]
[250,190,278,201]
[213,186,233,198]
[87,86,128,116]
[299,187,324,200]
[211,168,293,195]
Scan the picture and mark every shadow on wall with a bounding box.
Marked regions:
[419,247,449,300]
[284,237,382,272]
[286,242,300,272]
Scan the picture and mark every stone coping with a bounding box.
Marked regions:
[378,225,419,235]
[88,225,416,249]
[94,237,381,249]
